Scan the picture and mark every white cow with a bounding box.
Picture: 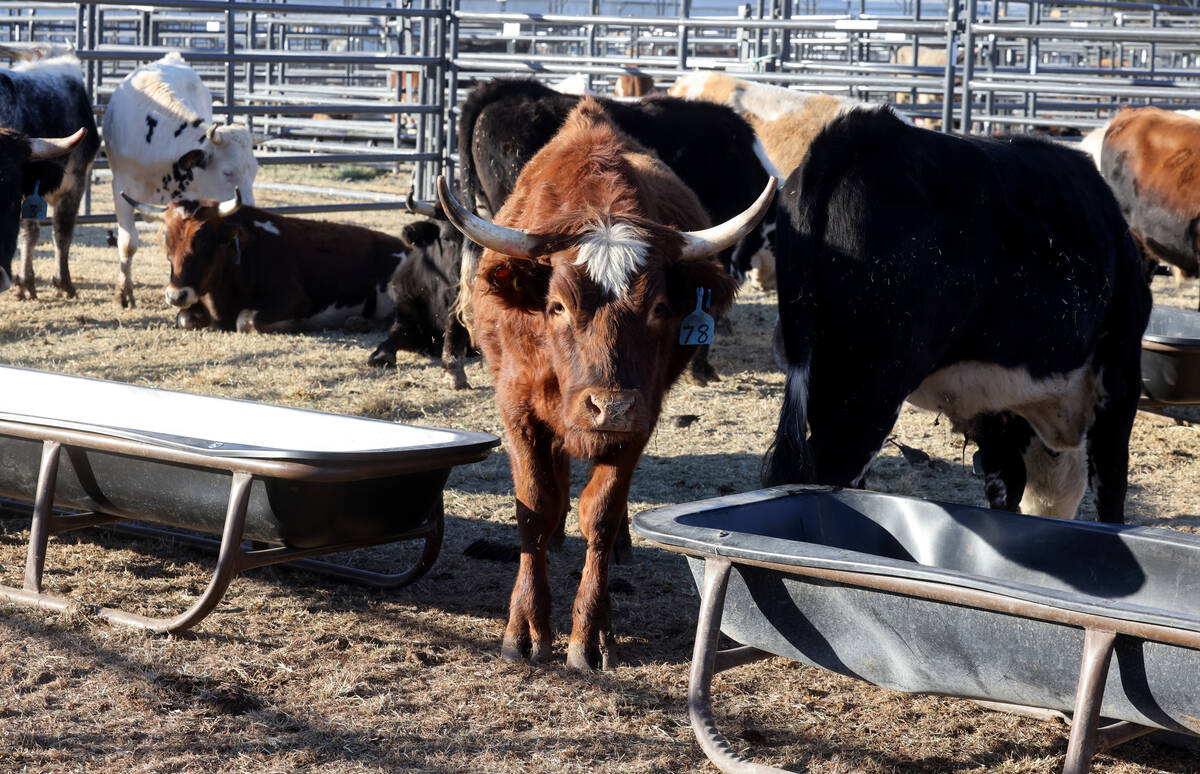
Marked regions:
[103,52,258,307]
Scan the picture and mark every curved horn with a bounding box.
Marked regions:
[207,124,225,146]
[29,128,86,160]
[120,191,168,220]
[436,175,545,259]
[406,189,444,220]
[216,188,242,218]
[679,177,778,260]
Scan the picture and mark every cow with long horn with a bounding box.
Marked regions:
[0,128,87,294]
[438,97,775,670]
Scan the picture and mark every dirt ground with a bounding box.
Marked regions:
[1,166,1198,773]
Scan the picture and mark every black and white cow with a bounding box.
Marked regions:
[0,128,88,292]
[366,218,473,389]
[763,108,1150,524]
[104,52,258,307]
[0,48,100,299]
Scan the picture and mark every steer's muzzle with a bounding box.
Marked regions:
[581,390,639,433]
[165,285,197,308]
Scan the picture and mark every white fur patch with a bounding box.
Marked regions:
[392,251,408,266]
[253,220,280,235]
[573,221,648,297]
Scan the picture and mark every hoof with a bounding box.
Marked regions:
[117,290,135,308]
[53,278,76,299]
[612,532,635,566]
[501,634,552,665]
[687,362,719,386]
[566,633,616,671]
[15,283,36,301]
[367,348,396,368]
[447,367,469,390]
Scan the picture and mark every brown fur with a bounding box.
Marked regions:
[749,95,849,178]
[1102,106,1200,275]
[473,98,737,669]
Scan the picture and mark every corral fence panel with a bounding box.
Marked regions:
[3,0,1200,223]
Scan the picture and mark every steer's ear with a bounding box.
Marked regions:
[668,256,738,318]
[480,258,551,310]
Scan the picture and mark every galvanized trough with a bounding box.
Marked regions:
[633,484,1200,774]
[1142,305,1200,406]
[0,365,498,633]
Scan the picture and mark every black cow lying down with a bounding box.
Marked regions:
[764,108,1150,524]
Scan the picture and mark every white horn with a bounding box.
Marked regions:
[406,189,443,219]
[217,188,242,218]
[120,191,168,220]
[679,177,778,260]
[29,128,86,160]
[207,124,225,146]
[436,175,546,259]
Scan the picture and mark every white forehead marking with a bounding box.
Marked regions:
[574,220,648,297]
[253,220,280,235]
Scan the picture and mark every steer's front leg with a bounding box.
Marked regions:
[567,446,642,671]
[503,422,569,664]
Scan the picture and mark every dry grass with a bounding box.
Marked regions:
[0,166,1198,773]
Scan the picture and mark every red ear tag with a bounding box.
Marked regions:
[679,287,714,346]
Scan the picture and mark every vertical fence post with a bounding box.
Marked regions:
[416,0,431,201]
[960,0,976,134]
[445,0,460,192]
[224,0,235,125]
[778,0,791,66]
[245,10,256,135]
[983,0,997,134]
[677,0,691,71]
[940,0,960,132]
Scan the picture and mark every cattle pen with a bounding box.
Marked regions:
[4,0,1200,215]
[6,2,1200,774]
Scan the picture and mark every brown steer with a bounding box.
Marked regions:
[438,98,774,670]
[1100,106,1200,285]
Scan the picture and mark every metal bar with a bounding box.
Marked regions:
[73,47,442,66]
[30,0,443,19]
[687,557,785,774]
[224,0,234,124]
[962,0,978,132]
[23,441,61,593]
[1062,629,1117,774]
[942,0,960,131]
[455,10,951,34]
[677,0,691,70]
[99,470,254,632]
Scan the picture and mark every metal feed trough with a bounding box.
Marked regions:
[634,484,1200,774]
[5,0,1200,219]
[0,366,498,632]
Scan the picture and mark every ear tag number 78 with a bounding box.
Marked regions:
[679,287,714,346]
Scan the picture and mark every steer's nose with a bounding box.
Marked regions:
[165,285,195,307]
[584,390,638,432]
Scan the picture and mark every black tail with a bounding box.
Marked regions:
[762,179,816,485]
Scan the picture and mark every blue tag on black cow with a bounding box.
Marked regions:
[680,287,715,346]
[21,181,47,220]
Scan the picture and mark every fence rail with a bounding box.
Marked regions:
[4,0,1200,223]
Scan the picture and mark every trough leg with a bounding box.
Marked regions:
[1062,629,1117,774]
[23,441,62,593]
[99,471,254,633]
[688,558,779,774]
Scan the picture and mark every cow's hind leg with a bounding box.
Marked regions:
[16,220,39,300]
[1088,366,1141,524]
[567,448,641,671]
[502,426,569,665]
[50,188,83,299]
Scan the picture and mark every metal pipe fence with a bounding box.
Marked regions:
[3,0,1200,224]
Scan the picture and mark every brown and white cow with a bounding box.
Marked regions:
[122,191,405,332]
[1098,106,1200,288]
[437,98,774,670]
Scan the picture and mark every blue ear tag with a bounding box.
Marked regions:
[21,181,47,220]
[679,287,715,346]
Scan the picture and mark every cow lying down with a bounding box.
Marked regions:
[122,191,405,332]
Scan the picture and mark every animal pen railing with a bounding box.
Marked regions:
[3,0,1200,221]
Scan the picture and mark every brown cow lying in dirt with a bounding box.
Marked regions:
[123,191,406,332]
[437,98,774,670]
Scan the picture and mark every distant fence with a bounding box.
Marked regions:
[4,0,1200,222]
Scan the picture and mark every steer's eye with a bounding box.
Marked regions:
[651,302,670,319]
[548,300,566,316]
